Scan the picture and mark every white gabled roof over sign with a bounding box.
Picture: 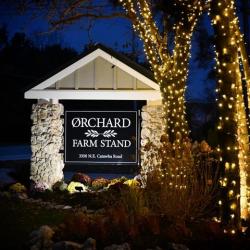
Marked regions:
[25,44,161,101]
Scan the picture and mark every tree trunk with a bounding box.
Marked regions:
[210,0,250,231]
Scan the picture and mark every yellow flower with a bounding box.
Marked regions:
[107,177,126,188]
[124,179,140,188]
[9,183,27,193]
[67,182,88,194]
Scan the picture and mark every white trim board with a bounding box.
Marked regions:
[25,89,162,100]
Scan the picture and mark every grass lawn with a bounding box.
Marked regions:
[0,196,70,250]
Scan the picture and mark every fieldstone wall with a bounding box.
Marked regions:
[140,103,165,184]
[30,102,64,189]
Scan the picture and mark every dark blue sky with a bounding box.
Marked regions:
[0,4,132,51]
[0,4,215,101]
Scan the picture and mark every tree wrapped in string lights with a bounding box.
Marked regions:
[119,0,250,230]
[119,0,205,144]
[117,2,211,215]
[209,0,250,232]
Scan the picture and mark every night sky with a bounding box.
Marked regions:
[0,4,133,52]
[0,2,215,101]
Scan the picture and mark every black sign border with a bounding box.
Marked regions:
[64,110,138,164]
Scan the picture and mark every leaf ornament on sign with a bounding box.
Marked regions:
[102,130,117,138]
[85,130,100,138]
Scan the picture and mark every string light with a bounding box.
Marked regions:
[119,0,249,233]
[210,0,250,233]
[119,0,205,144]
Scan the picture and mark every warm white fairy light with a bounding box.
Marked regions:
[119,0,250,232]
[209,0,250,233]
[119,0,205,144]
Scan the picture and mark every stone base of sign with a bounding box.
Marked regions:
[30,102,64,189]
[140,101,165,185]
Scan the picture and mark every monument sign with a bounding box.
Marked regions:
[65,111,138,164]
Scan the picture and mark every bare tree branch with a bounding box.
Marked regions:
[50,12,127,27]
